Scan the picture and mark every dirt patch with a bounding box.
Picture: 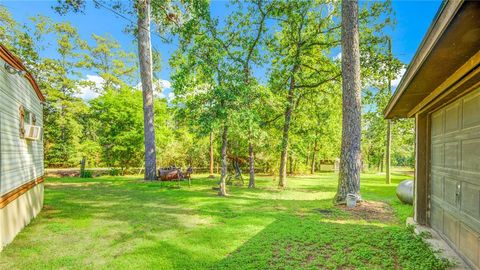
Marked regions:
[45,182,108,188]
[337,200,395,223]
[42,205,61,218]
[312,208,334,215]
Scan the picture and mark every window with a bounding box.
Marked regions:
[19,105,38,139]
[24,110,32,125]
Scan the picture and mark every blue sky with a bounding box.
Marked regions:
[2,0,442,99]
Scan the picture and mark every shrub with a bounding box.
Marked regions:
[109,168,122,176]
[80,170,93,178]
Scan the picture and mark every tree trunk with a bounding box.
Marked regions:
[209,132,215,178]
[385,38,392,184]
[137,0,157,181]
[380,154,384,172]
[386,120,392,184]
[218,124,228,196]
[334,0,362,204]
[311,140,317,174]
[244,63,256,189]
[289,155,294,175]
[279,73,296,188]
[248,142,255,188]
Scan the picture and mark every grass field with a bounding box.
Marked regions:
[0,173,451,269]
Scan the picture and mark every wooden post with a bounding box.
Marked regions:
[415,112,429,225]
[80,157,86,178]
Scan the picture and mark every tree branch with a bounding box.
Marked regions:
[245,0,270,66]
[295,73,341,89]
[300,63,331,75]
[261,112,283,127]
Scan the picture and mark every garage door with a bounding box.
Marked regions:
[430,87,480,269]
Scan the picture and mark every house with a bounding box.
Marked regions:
[384,1,480,269]
[0,44,44,251]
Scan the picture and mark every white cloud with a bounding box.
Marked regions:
[136,78,173,100]
[156,79,171,90]
[77,76,175,102]
[167,91,175,101]
[76,74,103,101]
[391,67,406,88]
[333,52,342,61]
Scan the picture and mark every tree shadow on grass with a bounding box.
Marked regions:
[1,176,421,270]
[212,215,450,270]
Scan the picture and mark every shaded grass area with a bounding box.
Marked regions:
[0,173,449,269]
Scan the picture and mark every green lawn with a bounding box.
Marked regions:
[0,173,450,270]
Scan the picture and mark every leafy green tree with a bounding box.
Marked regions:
[172,14,245,195]
[334,0,361,204]
[0,7,40,68]
[0,1,416,182]
[361,36,404,181]
[89,86,172,172]
[30,16,90,167]
[1,7,94,167]
[205,0,273,188]
[333,0,398,203]
[90,87,143,171]
[85,33,137,91]
[268,0,341,188]
[294,89,342,174]
[54,0,205,180]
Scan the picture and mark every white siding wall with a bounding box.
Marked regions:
[0,59,44,196]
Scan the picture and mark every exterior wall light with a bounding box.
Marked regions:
[4,62,26,76]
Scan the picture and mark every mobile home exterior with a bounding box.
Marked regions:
[0,44,44,251]
[384,1,480,269]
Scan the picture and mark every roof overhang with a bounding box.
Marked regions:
[0,44,45,102]
[384,1,480,119]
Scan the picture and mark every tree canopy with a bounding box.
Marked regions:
[0,1,413,185]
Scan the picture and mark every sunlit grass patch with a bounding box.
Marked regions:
[0,172,448,270]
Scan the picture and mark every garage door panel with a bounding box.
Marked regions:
[461,182,480,219]
[432,109,444,137]
[463,91,480,128]
[445,141,460,169]
[432,143,445,167]
[445,102,461,133]
[461,212,480,235]
[461,138,480,172]
[431,173,444,199]
[430,88,480,270]
[444,178,459,207]
[456,126,480,141]
[431,202,444,232]
[459,224,479,266]
[444,211,459,245]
